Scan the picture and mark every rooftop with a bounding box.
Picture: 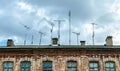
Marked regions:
[1,45,120,49]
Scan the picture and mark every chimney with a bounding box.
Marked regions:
[7,39,14,46]
[52,38,58,46]
[80,41,85,47]
[105,36,113,46]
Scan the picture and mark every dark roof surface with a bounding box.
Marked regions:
[0,45,120,49]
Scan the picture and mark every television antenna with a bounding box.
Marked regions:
[54,19,65,45]
[43,18,54,44]
[19,23,31,45]
[91,23,97,45]
[69,10,71,45]
[31,35,34,45]
[72,32,80,45]
[38,31,46,45]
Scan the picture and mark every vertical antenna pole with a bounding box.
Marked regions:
[31,35,33,45]
[77,34,79,45]
[19,23,30,45]
[43,18,54,45]
[72,32,80,45]
[58,21,60,44]
[39,34,42,45]
[51,26,53,45]
[38,31,45,45]
[54,20,65,45]
[92,23,96,45]
[24,33,27,45]
[69,10,71,45]
[39,32,42,45]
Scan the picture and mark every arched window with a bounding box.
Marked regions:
[43,61,52,71]
[89,61,99,71]
[67,61,77,71]
[3,61,13,71]
[21,61,31,71]
[105,61,116,71]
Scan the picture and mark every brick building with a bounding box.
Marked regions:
[0,36,119,71]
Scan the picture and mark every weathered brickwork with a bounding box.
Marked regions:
[0,47,120,71]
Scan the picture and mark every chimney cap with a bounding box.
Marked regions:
[8,39,13,41]
[80,40,86,47]
[106,36,112,41]
[80,41,85,43]
[52,38,58,40]
[107,36,112,38]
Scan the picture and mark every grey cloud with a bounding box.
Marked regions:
[0,0,118,45]
[96,13,117,24]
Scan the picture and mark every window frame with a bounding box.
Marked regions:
[105,61,116,71]
[3,61,13,71]
[67,61,77,71]
[42,61,52,71]
[20,61,31,71]
[89,61,99,71]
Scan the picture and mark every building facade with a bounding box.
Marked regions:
[0,36,120,71]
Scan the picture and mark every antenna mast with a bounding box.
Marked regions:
[69,10,71,45]
[91,23,96,45]
[72,32,80,45]
[19,23,31,45]
[54,20,65,45]
[31,35,34,45]
[38,31,45,45]
[44,18,54,45]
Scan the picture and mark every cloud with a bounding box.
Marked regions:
[0,0,120,46]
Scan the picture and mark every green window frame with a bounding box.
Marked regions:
[43,61,52,71]
[21,61,31,71]
[67,61,77,71]
[3,61,13,71]
[89,61,99,71]
[105,61,116,71]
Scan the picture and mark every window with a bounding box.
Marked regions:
[67,61,77,71]
[21,61,31,71]
[105,61,116,71]
[89,61,99,71]
[3,61,13,71]
[43,61,52,71]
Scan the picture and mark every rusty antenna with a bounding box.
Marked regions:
[72,32,80,45]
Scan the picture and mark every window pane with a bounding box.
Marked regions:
[67,61,77,71]
[105,61,115,71]
[89,61,99,71]
[21,61,30,71]
[94,63,98,67]
[3,62,13,71]
[110,63,114,67]
[90,63,94,67]
[8,63,13,67]
[43,61,52,71]
[106,63,109,67]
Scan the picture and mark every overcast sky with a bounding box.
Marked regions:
[0,0,120,46]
